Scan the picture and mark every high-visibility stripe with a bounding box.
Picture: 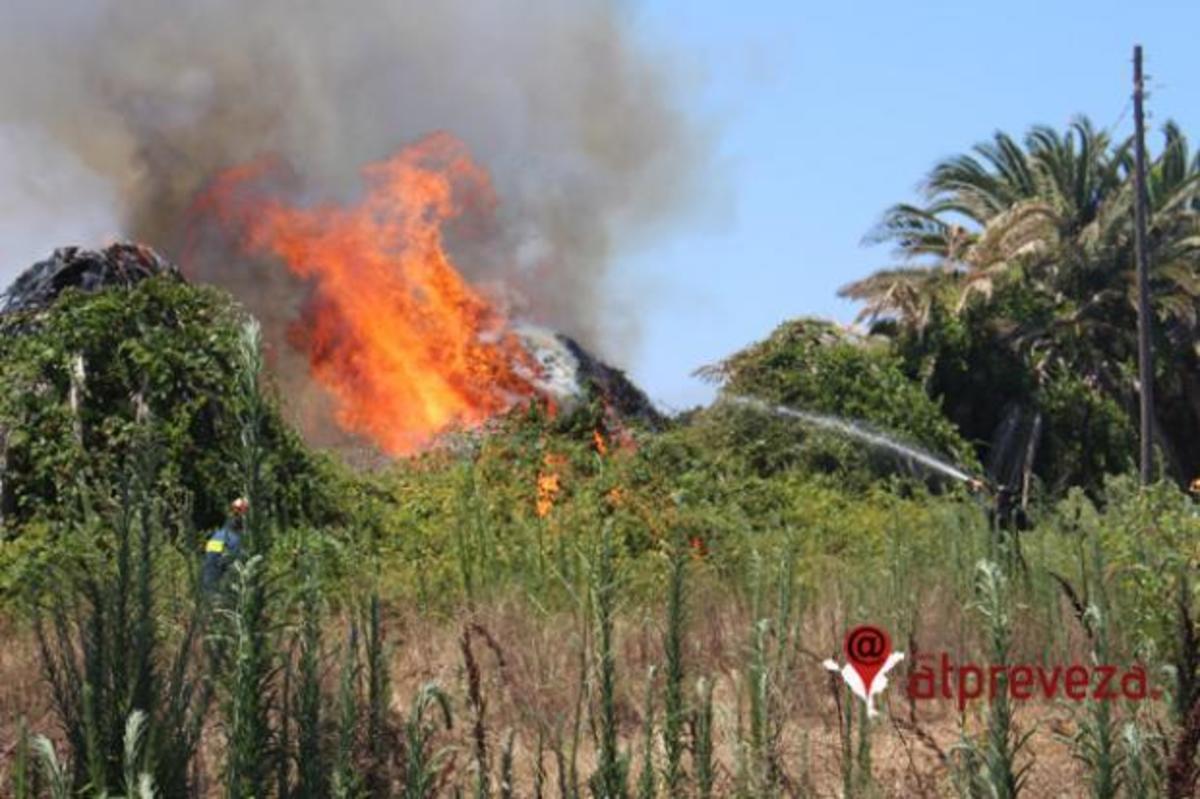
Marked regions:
[206,540,226,554]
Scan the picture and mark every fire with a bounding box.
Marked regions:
[201,132,541,454]
[536,452,566,518]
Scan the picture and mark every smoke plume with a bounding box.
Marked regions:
[0,0,703,378]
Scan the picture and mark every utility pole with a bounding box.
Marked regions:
[1132,45,1155,486]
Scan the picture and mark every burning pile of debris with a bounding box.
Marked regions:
[0,242,661,446]
[516,325,662,428]
[0,243,180,316]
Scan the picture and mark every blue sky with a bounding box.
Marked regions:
[618,0,1200,411]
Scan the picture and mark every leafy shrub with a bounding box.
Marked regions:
[695,318,977,483]
[0,277,350,582]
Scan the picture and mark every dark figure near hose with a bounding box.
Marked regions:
[202,497,248,591]
[993,484,1030,530]
[966,479,1028,530]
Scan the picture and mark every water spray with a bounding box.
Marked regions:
[724,394,989,488]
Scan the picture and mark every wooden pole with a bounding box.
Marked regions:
[1133,44,1155,485]
[0,426,8,528]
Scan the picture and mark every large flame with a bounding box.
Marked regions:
[202,133,542,454]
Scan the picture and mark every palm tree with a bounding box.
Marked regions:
[844,118,1200,487]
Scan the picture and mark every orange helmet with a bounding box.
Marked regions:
[230,497,249,516]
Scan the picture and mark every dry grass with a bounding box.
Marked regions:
[0,617,55,789]
[0,572,1160,797]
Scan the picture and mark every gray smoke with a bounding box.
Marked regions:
[0,0,704,369]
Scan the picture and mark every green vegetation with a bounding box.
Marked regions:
[0,276,345,533]
[696,317,977,483]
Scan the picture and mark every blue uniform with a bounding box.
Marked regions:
[201,525,242,590]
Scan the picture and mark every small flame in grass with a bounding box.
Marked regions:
[535,429,630,519]
[200,132,542,455]
[536,452,566,518]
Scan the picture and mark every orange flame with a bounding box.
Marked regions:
[536,452,566,518]
[536,472,561,518]
[203,133,541,454]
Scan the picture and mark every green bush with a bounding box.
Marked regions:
[695,318,977,483]
[0,278,358,608]
[0,277,342,535]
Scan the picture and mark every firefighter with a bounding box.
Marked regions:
[202,497,248,591]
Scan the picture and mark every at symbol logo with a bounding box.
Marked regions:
[822,625,905,718]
